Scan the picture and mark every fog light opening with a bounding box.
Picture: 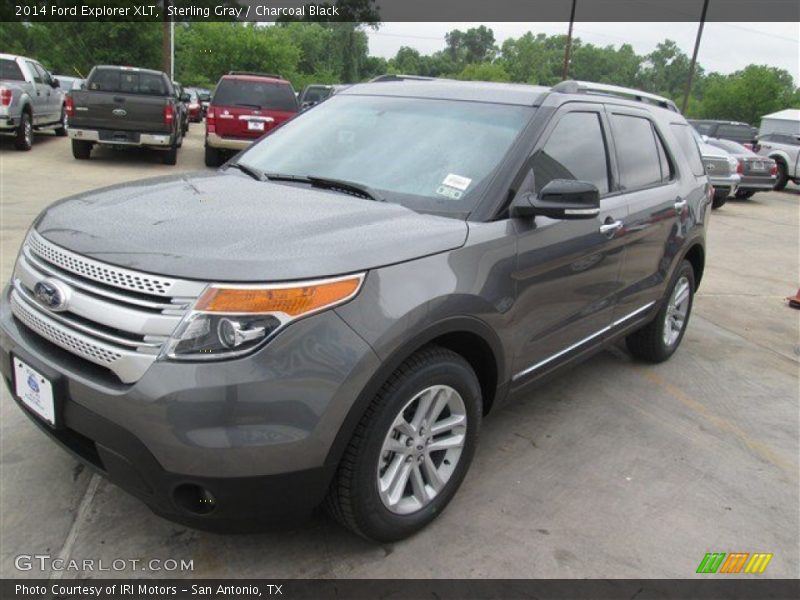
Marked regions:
[173,483,217,515]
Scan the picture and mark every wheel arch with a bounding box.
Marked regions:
[323,316,506,469]
[683,241,705,288]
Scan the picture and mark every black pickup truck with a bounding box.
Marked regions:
[67,65,187,165]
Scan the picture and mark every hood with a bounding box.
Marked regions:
[34,171,468,282]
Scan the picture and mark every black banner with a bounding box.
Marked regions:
[2,0,800,23]
[2,579,800,600]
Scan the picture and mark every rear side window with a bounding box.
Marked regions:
[670,123,706,177]
[610,114,665,190]
[89,69,168,96]
[214,79,298,112]
[0,59,25,81]
[532,111,610,194]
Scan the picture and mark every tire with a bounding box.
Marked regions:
[735,190,755,199]
[71,139,91,159]
[54,106,67,137]
[204,144,222,167]
[774,161,789,191]
[711,190,727,209]
[626,260,695,363]
[162,145,178,165]
[14,111,33,151]
[325,346,482,542]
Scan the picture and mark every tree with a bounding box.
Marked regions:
[455,62,510,83]
[445,26,497,66]
[698,65,799,124]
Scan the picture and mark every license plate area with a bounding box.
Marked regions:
[247,120,265,131]
[13,356,57,428]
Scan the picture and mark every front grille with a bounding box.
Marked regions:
[10,231,207,383]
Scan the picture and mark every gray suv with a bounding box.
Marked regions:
[1,78,710,542]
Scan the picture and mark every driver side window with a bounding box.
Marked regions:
[531,111,610,195]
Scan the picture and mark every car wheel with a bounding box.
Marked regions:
[735,190,755,199]
[71,139,91,159]
[54,106,68,137]
[162,145,178,165]
[626,260,695,363]
[14,112,33,151]
[711,189,727,209]
[325,346,482,542]
[204,144,222,167]
[774,161,789,191]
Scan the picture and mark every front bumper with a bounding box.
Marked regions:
[0,290,381,529]
[206,132,254,151]
[708,172,740,192]
[69,128,173,148]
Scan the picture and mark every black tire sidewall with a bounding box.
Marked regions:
[16,113,32,150]
[350,353,482,542]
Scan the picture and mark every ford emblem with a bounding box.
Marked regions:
[27,374,39,393]
[33,278,71,312]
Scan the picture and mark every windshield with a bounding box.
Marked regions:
[238,94,533,216]
[213,79,297,111]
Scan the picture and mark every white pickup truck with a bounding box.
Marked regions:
[756,109,800,190]
[0,53,67,150]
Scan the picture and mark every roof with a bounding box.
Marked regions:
[761,109,800,122]
[341,78,549,106]
[222,73,290,85]
[93,65,165,76]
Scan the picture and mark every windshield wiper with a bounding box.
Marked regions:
[228,162,265,181]
[264,173,384,202]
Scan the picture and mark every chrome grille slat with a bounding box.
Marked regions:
[11,232,208,383]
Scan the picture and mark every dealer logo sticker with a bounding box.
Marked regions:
[696,552,773,574]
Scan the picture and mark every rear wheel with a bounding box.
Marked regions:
[54,106,67,137]
[14,111,33,151]
[325,346,481,542]
[774,161,789,191]
[162,144,178,165]
[71,139,91,159]
[626,260,695,363]
[204,144,222,167]
[711,189,728,209]
[735,190,755,199]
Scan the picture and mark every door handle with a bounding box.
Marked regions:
[674,199,687,211]
[599,220,623,236]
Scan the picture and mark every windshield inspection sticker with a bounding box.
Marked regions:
[442,173,472,191]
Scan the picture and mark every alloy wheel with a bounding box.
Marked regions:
[663,275,690,347]
[377,384,467,515]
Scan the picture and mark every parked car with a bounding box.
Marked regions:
[756,109,800,191]
[172,81,190,136]
[184,88,203,122]
[66,65,185,165]
[204,71,298,167]
[298,84,349,109]
[0,53,67,150]
[197,88,211,116]
[688,119,758,147]
[705,138,777,198]
[692,129,739,208]
[53,75,83,93]
[0,78,710,542]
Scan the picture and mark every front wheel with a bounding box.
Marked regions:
[325,346,482,542]
[626,260,695,363]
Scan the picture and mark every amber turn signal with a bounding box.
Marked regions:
[194,276,363,316]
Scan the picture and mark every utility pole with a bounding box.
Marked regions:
[683,0,710,113]
[162,1,173,78]
[562,0,577,80]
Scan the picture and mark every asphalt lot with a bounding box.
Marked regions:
[0,126,798,579]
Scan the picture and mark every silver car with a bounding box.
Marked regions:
[705,137,777,199]
[692,129,740,209]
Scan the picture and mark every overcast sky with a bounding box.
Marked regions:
[366,22,799,82]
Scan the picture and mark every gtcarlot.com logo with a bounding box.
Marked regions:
[696,552,773,574]
[15,554,194,572]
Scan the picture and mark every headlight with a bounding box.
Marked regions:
[160,273,364,360]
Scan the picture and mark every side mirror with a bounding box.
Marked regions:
[51,78,60,88]
[180,92,190,102]
[510,179,600,220]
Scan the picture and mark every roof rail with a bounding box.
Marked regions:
[369,74,437,83]
[552,80,680,112]
[228,71,283,80]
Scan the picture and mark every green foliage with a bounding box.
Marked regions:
[455,63,510,82]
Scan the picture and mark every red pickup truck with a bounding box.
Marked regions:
[204,72,298,167]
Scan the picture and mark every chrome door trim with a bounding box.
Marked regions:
[512,301,656,382]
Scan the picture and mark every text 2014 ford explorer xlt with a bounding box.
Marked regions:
[1,79,710,541]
